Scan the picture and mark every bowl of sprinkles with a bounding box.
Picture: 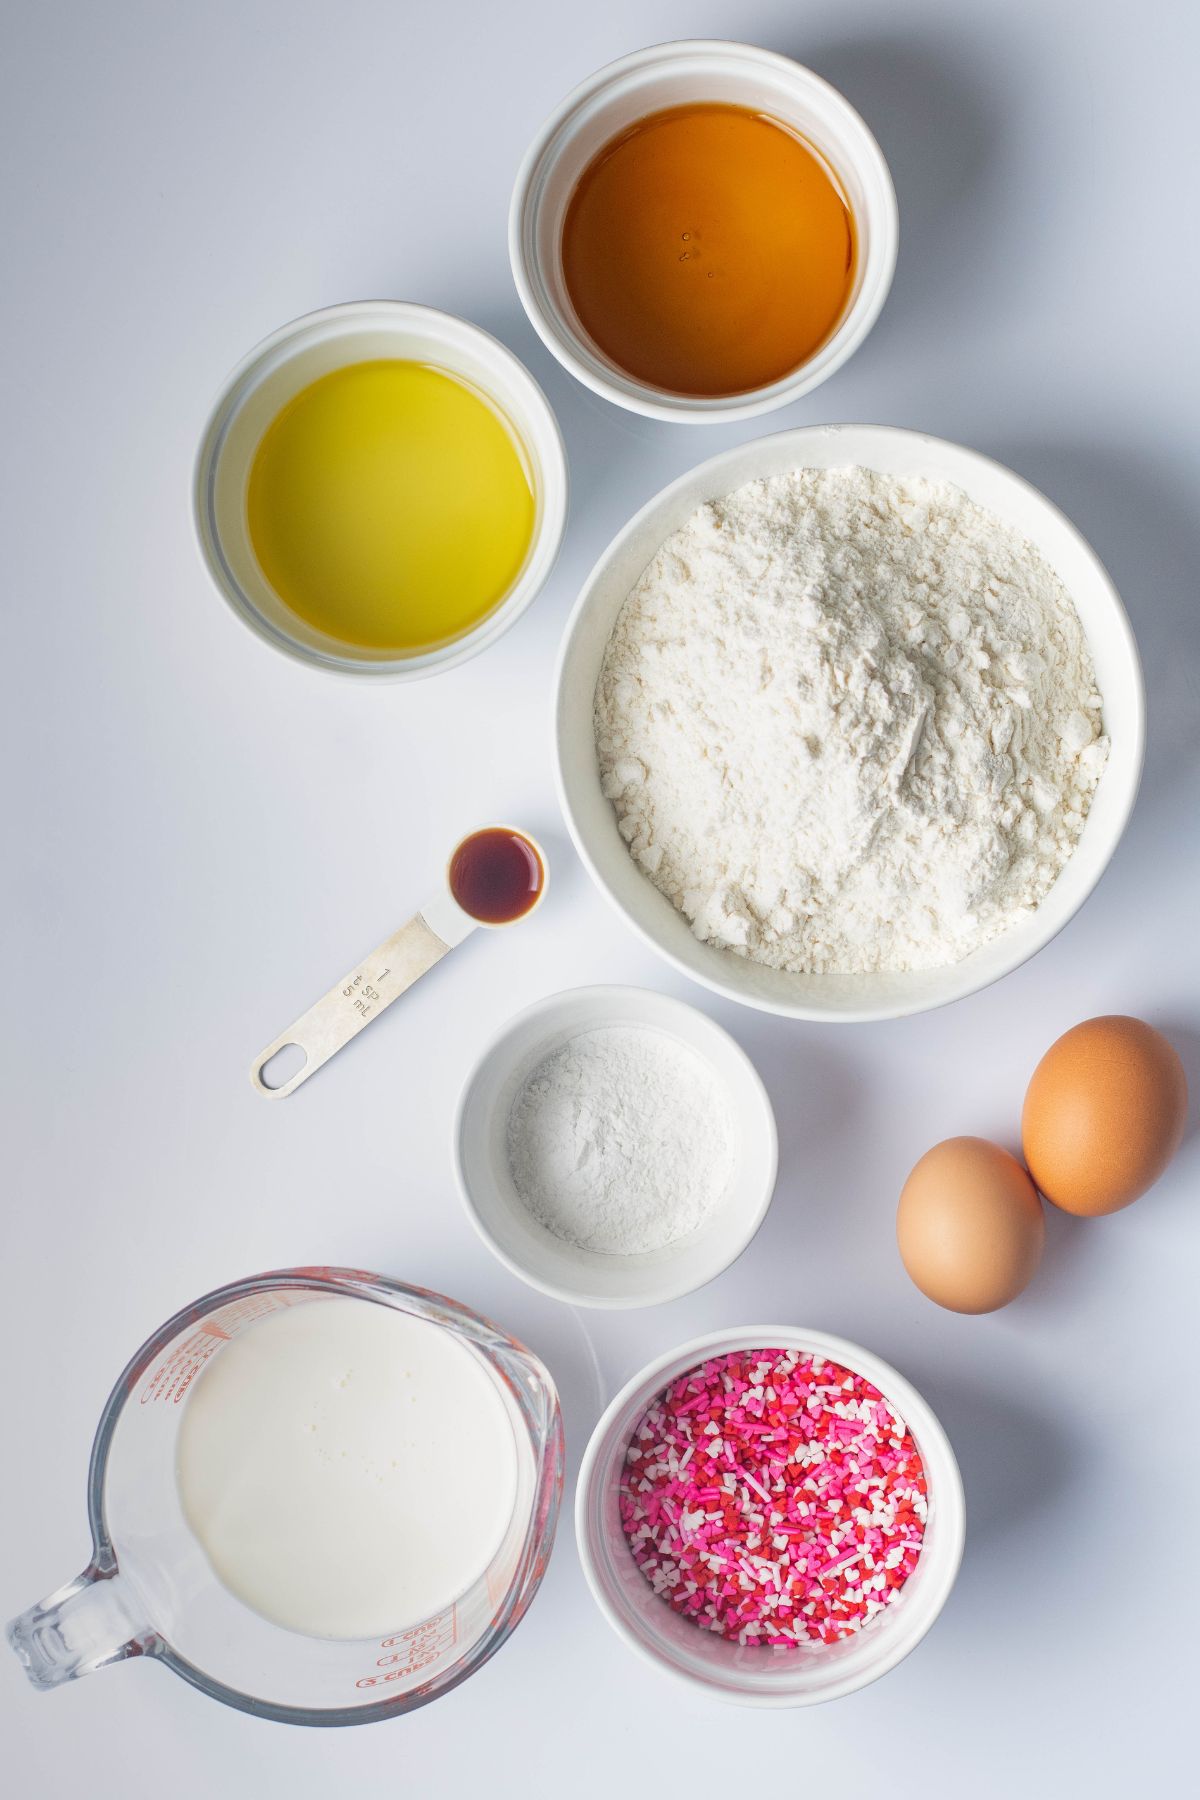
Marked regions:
[576,1328,964,1705]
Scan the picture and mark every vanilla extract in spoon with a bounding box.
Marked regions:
[251,827,547,1098]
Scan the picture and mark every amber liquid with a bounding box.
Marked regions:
[449,829,544,924]
[561,103,856,398]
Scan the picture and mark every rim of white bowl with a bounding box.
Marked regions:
[452,984,779,1308]
[553,423,1146,1023]
[509,40,899,424]
[575,1324,966,1706]
[192,299,569,681]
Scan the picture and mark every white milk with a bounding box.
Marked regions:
[176,1296,519,1639]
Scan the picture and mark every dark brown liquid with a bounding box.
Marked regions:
[449,828,544,924]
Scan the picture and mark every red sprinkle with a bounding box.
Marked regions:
[619,1349,928,1646]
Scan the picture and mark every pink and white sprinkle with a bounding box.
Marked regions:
[619,1349,928,1646]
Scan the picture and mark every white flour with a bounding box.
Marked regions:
[506,1026,734,1254]
[595,467,1109,974]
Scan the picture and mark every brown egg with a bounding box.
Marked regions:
[1021,1015,1188,1216]
[897,1136,1045,1314]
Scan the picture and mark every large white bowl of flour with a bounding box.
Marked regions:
[554,425,1144,1021]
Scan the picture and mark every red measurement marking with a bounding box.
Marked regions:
[139,1329,223,1405]
[139,1292,322,1404]
[355,1606,457,1688]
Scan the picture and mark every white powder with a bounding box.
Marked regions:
[505,1025,735,1254]
[595,467,1109,974]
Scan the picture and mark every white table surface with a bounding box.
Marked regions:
[3,0,1198,1792]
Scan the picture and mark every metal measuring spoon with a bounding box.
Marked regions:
[250,826,547,1099]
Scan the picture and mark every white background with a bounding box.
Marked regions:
[3,0,1198,1793]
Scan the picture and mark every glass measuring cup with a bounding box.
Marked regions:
[7,1268,564,1725]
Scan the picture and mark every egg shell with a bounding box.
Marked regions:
[897,1136,1045,1314]
[1021,1015,1188,1217]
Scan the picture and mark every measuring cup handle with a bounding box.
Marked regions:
[7,1564,157,1690]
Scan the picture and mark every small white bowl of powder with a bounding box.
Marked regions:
[454,986,778,1308]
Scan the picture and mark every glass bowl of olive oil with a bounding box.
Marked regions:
[194,302,568,678]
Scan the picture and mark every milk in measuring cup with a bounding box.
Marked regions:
[176,1296,519,1639]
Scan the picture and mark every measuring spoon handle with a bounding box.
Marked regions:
[250,906,464,1099]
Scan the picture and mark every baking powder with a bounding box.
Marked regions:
[505,1025,735,1254]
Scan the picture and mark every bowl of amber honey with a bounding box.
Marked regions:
[510,42,898,424]
[194,302,568,678]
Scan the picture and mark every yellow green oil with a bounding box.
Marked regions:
[246,359,536,653]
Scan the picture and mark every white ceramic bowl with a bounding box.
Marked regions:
[509,41,897,423]
[454,985,777,1308]
[555,423,1145,1022]
[194,301,568,679]
[576,1325,965,1706]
